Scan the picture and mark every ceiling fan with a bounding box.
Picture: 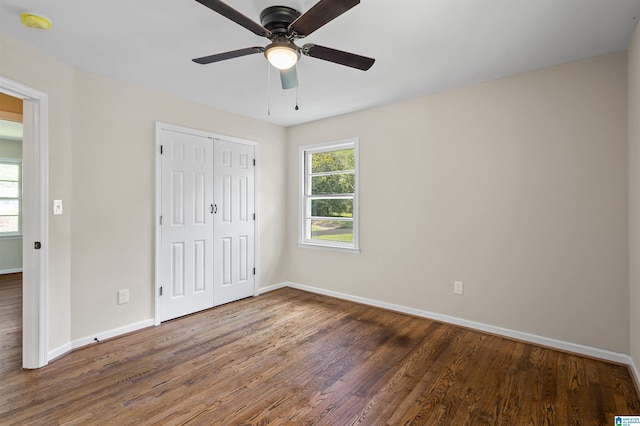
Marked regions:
[192,0,375,90]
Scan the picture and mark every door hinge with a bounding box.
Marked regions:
[160,286,163,296]
[160,145,163,154]
[253,268,256,276]
[160,215,163,225]
[253,158,256,166]
[253,213,256,220]
[34,241,41,250]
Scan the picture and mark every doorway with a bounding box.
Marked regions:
[0,76,48,369]
[0,93,23,371]
[155,122,258,324]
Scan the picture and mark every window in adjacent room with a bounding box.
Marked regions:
[299,139,359,253]
[0,160,21,236]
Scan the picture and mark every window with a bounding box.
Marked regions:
[299,139,359,252]
[0,160,21,236]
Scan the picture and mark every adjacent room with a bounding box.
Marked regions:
[0,0,639,424]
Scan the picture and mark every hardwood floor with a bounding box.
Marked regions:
[0,273,21,375]
[0,285,638,425]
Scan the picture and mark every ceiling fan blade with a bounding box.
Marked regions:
[289,0,359,37]
[193,47,263,64]
[195,0,271,37]
[302,44,375,71]
[280,66,298,90]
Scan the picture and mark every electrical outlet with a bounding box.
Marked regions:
[117,289,129,305]
[454,281,464,295]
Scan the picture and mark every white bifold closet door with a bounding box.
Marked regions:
[212,139,255,306]
[159,129,255,322]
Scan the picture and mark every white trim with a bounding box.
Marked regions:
[296,242,360,254]
[630,357,640,393]
[262,282,634,366]
[253,143,260,296]
[154,123,163,326]
[0,76,49,369]
[298,138,360,252]
[0,157,22,163]
[48,319,154,362]
[257,282,288,294]
[47,342,71,362]
[154,122,259,324]
[0,268,23,275]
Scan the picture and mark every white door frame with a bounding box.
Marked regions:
[154,122,258,325]
[0,76,49,369]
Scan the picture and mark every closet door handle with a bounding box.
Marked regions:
[211,204,217,214]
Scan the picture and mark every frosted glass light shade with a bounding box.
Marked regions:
[265,45,298,70]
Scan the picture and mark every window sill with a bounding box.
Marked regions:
[0,234,23,240]
[297,241,360,254]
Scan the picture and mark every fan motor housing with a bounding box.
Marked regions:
[260,6,301,35]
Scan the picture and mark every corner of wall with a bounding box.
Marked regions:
[628,21,640,387]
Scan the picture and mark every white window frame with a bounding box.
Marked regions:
[0,158,22,238]
[298,138,360,254]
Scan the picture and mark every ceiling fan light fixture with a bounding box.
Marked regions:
[265,43,299,70]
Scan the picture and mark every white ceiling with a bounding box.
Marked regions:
[0,0,638,127]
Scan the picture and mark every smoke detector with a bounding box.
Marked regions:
[21,12,52,30]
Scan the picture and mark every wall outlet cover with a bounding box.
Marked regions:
[117,289,130,305]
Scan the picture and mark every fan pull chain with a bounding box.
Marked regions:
[267,63,271,116]
[295,65,300,111]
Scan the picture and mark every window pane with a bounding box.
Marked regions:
[311,198,352,218]
[311,173,354,195]
[0,200,19,215]
[311,219,353,243]
[0,181,19,198]
[0,164,19,181]
[0,216,18,233]
[311,149,354,173]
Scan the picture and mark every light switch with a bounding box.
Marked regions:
[53,199,63,215]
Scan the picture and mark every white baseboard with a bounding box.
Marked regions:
[630,357,640,393]
[257,282,289,294]
[262,281,633,366]
[48,342,72,362]
[0,268,22,275]
[46,284,638,387]
[48,319,154,362]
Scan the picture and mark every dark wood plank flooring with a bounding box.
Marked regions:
[0,273,21,375]
[0,282,638,425]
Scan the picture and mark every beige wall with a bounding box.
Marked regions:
[0,30,288,348]
[629,24,640,374]
[0,26,635,361]
[0,31,75,351]
[70,72,287,339]
[287,52,629,353]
